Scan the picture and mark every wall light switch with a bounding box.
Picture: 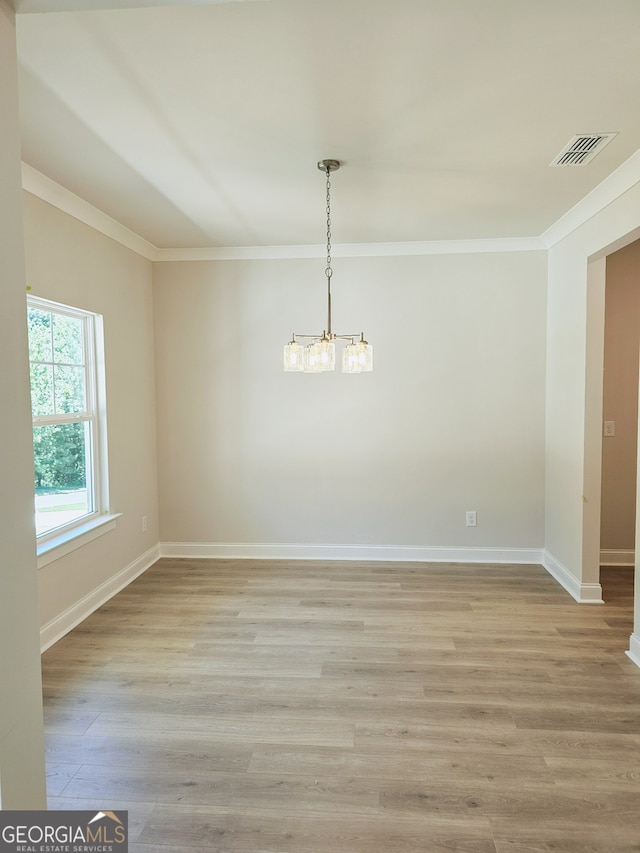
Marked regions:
[604,421,615,437]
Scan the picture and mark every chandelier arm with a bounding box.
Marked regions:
[293,333,365,341]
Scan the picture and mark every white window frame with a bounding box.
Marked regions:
[27,295,118,566]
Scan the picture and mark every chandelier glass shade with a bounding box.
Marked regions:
[283,160,373,374]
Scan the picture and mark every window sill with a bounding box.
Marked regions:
[37,513,121,569]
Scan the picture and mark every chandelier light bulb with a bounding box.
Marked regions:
[283,340,304,371]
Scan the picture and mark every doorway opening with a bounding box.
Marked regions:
[598,239,639,628]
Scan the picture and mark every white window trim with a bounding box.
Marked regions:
[28,295,115,565]
[37,512,122,569]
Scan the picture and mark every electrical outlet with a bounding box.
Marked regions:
[142,515,148,533]
[465,511,477,527]
[604,421,615,437]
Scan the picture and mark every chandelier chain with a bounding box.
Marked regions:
[325,165,332,280]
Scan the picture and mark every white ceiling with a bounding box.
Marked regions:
[14,0,640,249]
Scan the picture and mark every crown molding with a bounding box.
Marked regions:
[23,152,640,262]
[155,237,544,262]
[21,163,545,261]
[21,163,159,260]
[541,148,640,249]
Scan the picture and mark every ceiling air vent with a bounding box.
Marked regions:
[550,133,617,167]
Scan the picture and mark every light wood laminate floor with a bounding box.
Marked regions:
[42,560,640,852]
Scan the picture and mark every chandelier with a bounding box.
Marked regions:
[283,160,373,373]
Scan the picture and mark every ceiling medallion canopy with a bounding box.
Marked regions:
[283,160,373,374]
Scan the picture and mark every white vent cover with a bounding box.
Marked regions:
[550,133,617,167]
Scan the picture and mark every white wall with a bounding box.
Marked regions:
[154,251,547,558]
[0,0,46,808]
[22,191,160,642]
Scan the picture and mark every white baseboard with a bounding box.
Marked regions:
[37,542,612,652]
[626,633,640,670]
[40,544,160,652]
[600,549,635,567]
[542,550,603,603]
[159,541,544,564]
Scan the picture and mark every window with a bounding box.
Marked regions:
[27,296,110,548]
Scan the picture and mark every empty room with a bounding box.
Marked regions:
[1,1,640,851]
